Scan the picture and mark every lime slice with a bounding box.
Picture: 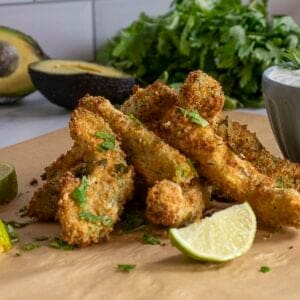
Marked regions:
[0,162,18,204]
[0,220,12,252]
[169,202,256,262]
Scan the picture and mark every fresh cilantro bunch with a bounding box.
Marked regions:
[98,0,300,108]
[282,48,300,69]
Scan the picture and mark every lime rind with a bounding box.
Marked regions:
[169,202,257,262]
[0,220,12,252]
[0,162,18,204]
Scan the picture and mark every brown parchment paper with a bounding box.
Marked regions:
[1,112,300,300]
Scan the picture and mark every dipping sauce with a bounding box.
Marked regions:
[268,66,300,88]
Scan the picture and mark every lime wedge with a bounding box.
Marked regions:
[169,202,256,262]
[0,162,18,204]
[0,220,12,252]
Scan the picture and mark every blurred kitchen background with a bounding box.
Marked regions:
[0,0,299,60]
[0,0,299,148]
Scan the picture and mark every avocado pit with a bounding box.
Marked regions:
[0,41,19,77]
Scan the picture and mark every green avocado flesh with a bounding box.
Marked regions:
[0,26,46,102]
[30,60,131,77]
[29,59,135,109]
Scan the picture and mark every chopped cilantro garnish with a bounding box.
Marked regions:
[102,216,113,227]
[95,131,116,151]
[276,177,285,189]
[49,237,74,251]
[117,264,136,272]
[178,107,208,127]
[143,233,161,245]
[128,114,143,126]
[72,176,89,208]
[95,131,113,139]
[260,266,271,273]
[79,211,113,227]
[21,242,41,251]
[6,224,19,244]
[99,140,115,151]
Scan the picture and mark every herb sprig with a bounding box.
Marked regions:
[99,0,300,108]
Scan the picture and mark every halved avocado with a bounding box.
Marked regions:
[28,59,135,109]
[0,26,47,104]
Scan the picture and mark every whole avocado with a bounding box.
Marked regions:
[0,26,47,104]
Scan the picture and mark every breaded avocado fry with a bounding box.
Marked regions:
[80,96,207,227]
[80,96,196,186]
[58,108,134,245]
[28,145,87,221]
[160,106,300,228]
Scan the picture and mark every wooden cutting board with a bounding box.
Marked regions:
[0,112,299,300]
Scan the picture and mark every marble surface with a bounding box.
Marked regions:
[0,92,267,149]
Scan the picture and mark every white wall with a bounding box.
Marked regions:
[0,0,299,60]
[0,0,172,60]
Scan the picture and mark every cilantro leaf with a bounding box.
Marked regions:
[260,265,271,273]
[117,264,136,272]
[143,233,161,245]
[72,176,89,208]
[79,211,113,227]
[21,242,41,251]
[128,114,143,126]
[178,107,208,127]
[96,131,116,151]
[49,237,74,251]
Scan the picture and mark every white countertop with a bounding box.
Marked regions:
[0,92,70,149]
[0,92,267,149]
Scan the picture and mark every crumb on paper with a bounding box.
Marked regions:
[30,178,38,186]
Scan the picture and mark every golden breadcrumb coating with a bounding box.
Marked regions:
[80,95,207,227]
[160,107,300,228]
[146,179,206,227]
[216,117,300,192]
[122,81,178,127]
[57,108,134,245]
[80,95,196,185]
[28,145,86,221]
[179,70,225,123]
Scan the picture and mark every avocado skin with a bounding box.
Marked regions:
[29,69,136,109]
[0,26,48,61]
[0,26,48,104]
